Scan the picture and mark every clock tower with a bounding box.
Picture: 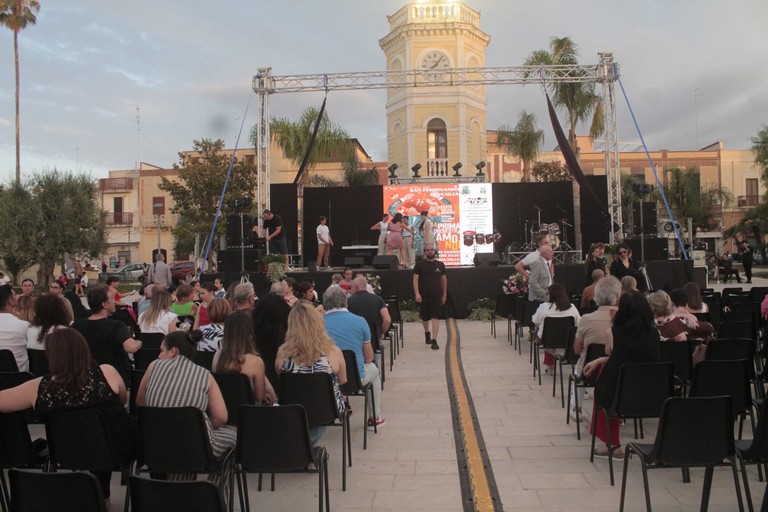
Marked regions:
[379,1,491,177]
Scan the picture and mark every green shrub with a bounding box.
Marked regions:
[467,308,493,321]
[399,299,418,312]
[401,310,421,323]
[467,297,496,311]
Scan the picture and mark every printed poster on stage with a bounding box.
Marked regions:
[383,184,493,267]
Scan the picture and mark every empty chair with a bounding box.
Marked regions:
[193,350,215,371]
[553,326,580,407]
[234,404,330,512]
[129,476,226,512]
[690,359,755,439]
[385,295,404,349]
[735,399,768,512]
[212,372,256,426]
[9,469,107,512]
[133,348,160,371]
[659,341,694,396]
[619,396,743,512]
[490,293,515,341]
[0,412,47,511]
[567,343,607,440]
[718,321,757,343]
[136,332,165,349]
[0,350,18,372]
[26,349,49,377]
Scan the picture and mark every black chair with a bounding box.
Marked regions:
[512,298,526,354]
[9,469,107,512]
[0,350,18,372]
[491,293,515,342]
[718,321,758,346]
[212,373,256,426]
[566,343,607,440]
[532,316,574,387]
[0,412,47,512]
[706,338,763,400]
[690,359,755,439]
[279,372,351,491]
[26,349,49,376]
[553,326,580,408]
[339,350,377,449]
[735,399,768,512]
[750,287,768,304]
[693,312,711,324]
[129,369,145,416]
[234,405,329,512]
[367,321,385,388]
[619,396,743,512]
[725,292,752,310]
[129,476,226,512]
[385,295,403,350]
[522,301,538,363]
[659,341,694,396]
[0,372,39,424]
[135,407,234,509]
[136,332,165,349]
[133,348,160,371]
[193,351,215,371]
[590,362,674,485]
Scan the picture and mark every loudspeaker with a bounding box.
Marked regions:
[343,256,365,268]
[217,249,261,272]
[473,253,501,267]
[630,202,657,236]
[622,238,668,262]
[307,262,318,272]
[372,255,399,270]
[225,214,254,248]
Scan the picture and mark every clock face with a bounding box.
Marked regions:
[420,51,450,71]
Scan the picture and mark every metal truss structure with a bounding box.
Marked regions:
[253,58,623,242]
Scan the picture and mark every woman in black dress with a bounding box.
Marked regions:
[609,242,642,287]
[584,243,607,285]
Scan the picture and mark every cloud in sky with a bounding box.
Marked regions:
[0,0,765,180]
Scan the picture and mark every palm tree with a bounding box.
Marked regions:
[524,37,603,158]
[664,166,732,230]
[0,0,41,182]
[751,124,768,186]
[495,110,544,182]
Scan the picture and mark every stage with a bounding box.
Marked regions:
[204,260,701,319]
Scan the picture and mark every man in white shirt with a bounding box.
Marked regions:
[0,284,30,371]
[0,273,9,286]
[516,234,555,279]
[316,216,334,269]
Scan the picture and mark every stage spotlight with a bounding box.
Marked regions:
[475,161,486,176]
[387,163,398,179]
[452,162,462,176]
[411,163,422,178]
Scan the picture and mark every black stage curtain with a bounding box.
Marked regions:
[269,184,298,254]
[492,182,573,249]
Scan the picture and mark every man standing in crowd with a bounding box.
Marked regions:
[232,282,257,313]
[527,245,554,303]
[515,234,554,277]
[348,276,391,342]
[413,243,447,350]
[0,284,29,371]
[323,286,385,430]
[257,209,288,269]
[739,239,754,284]
[147,253,172,288]
[316,215,334,270]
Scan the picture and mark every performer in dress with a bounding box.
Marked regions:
[386,213,405,265]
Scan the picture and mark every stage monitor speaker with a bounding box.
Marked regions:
[217,249,261,273]
[622,238,668,262]
[372,255,399,270]
[474,253,501,267]
[225,214,254,248]
[343,256,365,268]
[630,202,657,236]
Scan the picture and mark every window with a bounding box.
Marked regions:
[152,197,165,215]
[427,119,447,159]
[746,178,758,198]
[113,197,123,213]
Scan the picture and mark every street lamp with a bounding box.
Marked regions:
[153,202,163,256]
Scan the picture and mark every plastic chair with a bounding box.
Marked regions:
[706,338,763,399]
[718,321,757,345]
[690,359,755,440]
[619,396,743,512]
[491,293,515,342]
[385,295,404,349]
[279,372,351,491]
[512,298,526,354]
[590,361,674,485]
[339,350,377,449]
[0,412,48,512]
[533,316,574,387]
[0,350,18,372]
[659,341,694,396]
[135,407,234,509]
[133,349,160,371]
[9,469,107,512]
[129,369,145,416]
[212,373,256,426]
[566,343,606,440]
[26,349,49,376]
[735,399,768,512]
[234,405,330,512]
[129,476,226,512]
[367,320,385,388]
[0,372,39,424]
[136,332,164,349]
[553,326,580,407]
[193,351,215,371]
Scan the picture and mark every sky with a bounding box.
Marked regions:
[0,0,766,181]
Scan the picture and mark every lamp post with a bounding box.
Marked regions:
[153,202,163,256]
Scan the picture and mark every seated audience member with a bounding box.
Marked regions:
[15,293,37,323]
[170,284,198,321]
[0,284,30,371]
[232,282,257,313]
[213,278,226,299]
[323,286,384,430]
[713,253,742,283]
[193,282,216,329]
[213,311,275,404]
[73,285,142,382]
[339,268,354,292]
[683,282,708,314]
[620,276,637,295]
[198,298,230,352]
[532,284,581,372]
[347,276,391,343]
[276,301,347,445]
[329,273,343,289]
[0,328,135,500]
[669,288,713,341]
[105,276,122,303]
[252,293,291,391]
[21,278,35,296]
[583,291,661,458]
[648,290,711,341]
[64,288,91,320]
[283,278,298,307]
[571,276,621,420]
[48,280,65,298]
[297,281,318,304]
[138,290,177,335]
[136,330,236,459]
[138,284,165,316]
[27,294,73,350]
[581,269,604,310]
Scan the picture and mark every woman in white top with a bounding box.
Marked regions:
[532,284,581,371]
[27,294,73,350]
[138,290,177,335]
[401,216,415,268]
[371,213,390,256]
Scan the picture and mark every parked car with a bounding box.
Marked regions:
[170,261,196,284]
[106,263,145,281]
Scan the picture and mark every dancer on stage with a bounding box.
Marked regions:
[371,213,390,256]
[316,216,333,269]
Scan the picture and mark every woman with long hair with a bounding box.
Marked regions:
[0,328,134,500]
[138,290,177,334]
[531,284,581,371]
[583,291,660,458]
[27,294,73,350]
[198,298,231,352]
[15,293,37,323]
[584,243,606,285]
[213,311,276,404]
[385,212,405,264]
[252,293,292,390]
[683,282,708,313]
[276,300,347,444]
[136,330,236,458]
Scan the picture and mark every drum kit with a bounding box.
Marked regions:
[462,229,502,247]
[521,219,573,252]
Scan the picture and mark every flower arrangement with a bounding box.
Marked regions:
[502,272,528,295]
[364,273,382,295]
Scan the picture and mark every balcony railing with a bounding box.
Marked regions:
[99,178,134,193]
[105,212,134,226]
[737,195,762,207]
[426,158,450,177]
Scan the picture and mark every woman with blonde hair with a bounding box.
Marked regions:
[138,290,177,334]
[15,293,37,323]
[620,276,637,294]
[276,300,347,444]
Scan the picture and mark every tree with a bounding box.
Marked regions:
[524,37,603,157]
[530,161,570,183]
[723,200,768,261]
[342,155,379,186]
[751,124,768,187]
[495,111,544,182]
[254,107,354,184]
[0,0,40,182]
[159,139,258,265]
[0,170,108,286]
[663,166,732,231]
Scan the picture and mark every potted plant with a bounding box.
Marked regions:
[260,254,285,273]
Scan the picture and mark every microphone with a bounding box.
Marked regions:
[533,205,542,212]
